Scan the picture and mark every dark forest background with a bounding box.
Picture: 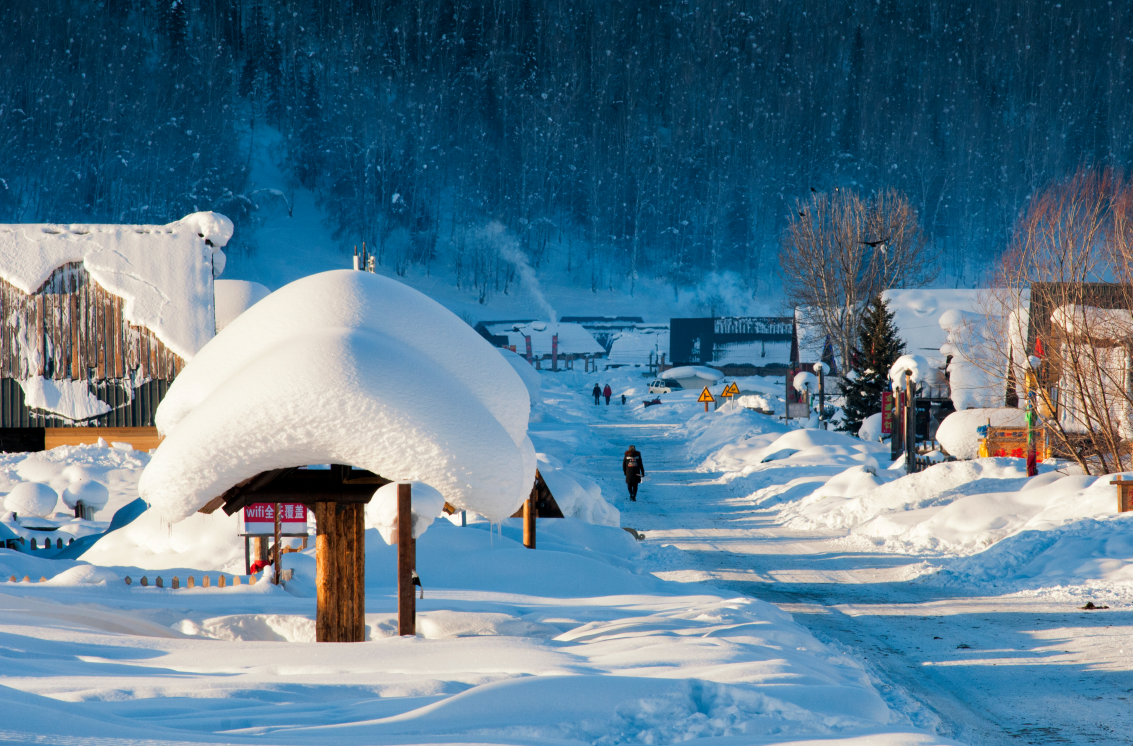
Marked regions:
[2,0,1130,297]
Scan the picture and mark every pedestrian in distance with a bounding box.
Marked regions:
[603,384,612,405]
[623,445,645,501]
[592,383,601,405]
[621,394,627,405]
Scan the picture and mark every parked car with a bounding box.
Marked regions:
[648,379,682,394]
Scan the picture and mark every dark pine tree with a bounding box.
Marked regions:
[839,294,904,435]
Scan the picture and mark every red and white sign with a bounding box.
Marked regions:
[242,502,308,536]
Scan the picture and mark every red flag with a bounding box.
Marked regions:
[1034,336,1045,357]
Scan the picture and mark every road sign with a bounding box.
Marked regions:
[242,503,308,536]
[720,384,735,398]
[724,382,740,396]
[697,387,715,403]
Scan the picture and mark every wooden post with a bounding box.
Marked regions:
[252,535,268,570]
[905,371,916,474]
[315,502,333,641]
[398,483,415,636]
[273,502,282,585]
[1113,476,1133,513]
[523,490,536,549]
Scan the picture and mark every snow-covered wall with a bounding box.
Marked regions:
[0,213,232,361]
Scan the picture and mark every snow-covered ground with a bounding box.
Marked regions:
[2,362,1131,744]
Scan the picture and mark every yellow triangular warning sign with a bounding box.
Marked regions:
[725,382,740,396]
[697,386,716,403]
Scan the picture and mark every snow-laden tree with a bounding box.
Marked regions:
[839,295,905,435]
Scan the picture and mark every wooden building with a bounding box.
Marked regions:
[0,214,232,444]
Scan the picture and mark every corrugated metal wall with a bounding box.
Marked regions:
[0,378,171,427]
[0,262,183,427]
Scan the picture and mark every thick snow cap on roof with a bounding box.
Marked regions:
[0,212,231,360]
[141,270,535,524]
[661,365,724,382]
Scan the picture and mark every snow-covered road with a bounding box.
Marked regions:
[584,403,1133,746]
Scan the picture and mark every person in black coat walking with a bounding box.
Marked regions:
[592,383,601,405]
[623,445,645,501]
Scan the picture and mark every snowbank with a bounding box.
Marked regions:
[537,454,620,526]
[81,506,246,572]
[142,271,536,524]
[782,458,1031,532]
[858,412,884,442]
[214,279,270,331]
[937,407,1027,459]
[0,213,231,359]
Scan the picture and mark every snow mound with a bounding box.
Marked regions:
[0,213,229,359]
[214,279,270,331]
[416,610,561,639]
[937,407,1027,459]
[858,412,884,441]
[5,482,59,518]
[175,615,315,643]
[142,271,535,524]
[661,365,723,382]
[82,506,245,573]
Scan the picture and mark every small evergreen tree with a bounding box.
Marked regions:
[839,294,905,435]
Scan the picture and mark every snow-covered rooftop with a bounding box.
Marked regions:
[141,270,535,524]
[881,289,986,358]
[0,213,232,360]
[485,321,605,356]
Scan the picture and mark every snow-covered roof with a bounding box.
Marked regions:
[0,213,232,360]
[606,329,670,366]
[215,279,270,332]
[881,289,986,358]
[487,321,605,356]
[140,271,535,524]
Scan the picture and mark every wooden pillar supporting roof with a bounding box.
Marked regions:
[211,465,389,643]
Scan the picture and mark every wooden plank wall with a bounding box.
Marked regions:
[0,262,183,383]
[0,263,185,428]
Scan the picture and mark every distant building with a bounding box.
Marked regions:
[669,317,798,375]
[559,316,668,367]
[474,320,606,370]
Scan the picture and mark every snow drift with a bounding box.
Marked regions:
[140,271,536,524]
